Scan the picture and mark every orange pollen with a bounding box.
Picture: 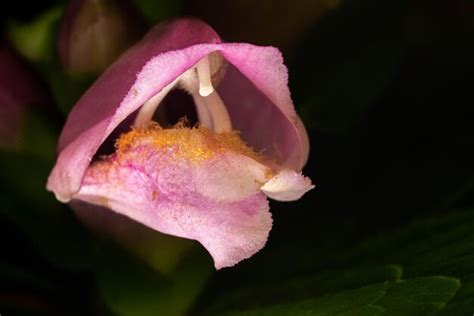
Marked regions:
[115,122,263,163]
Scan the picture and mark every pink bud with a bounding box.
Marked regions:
[58,0,146,75]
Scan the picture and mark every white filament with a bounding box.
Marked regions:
[199,91,232,132]
[134,77,178,128]
[134,54,231,132]
[196,56,214,97]
[192,94,214,129]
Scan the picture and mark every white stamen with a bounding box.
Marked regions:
[192,94,214,129]
[134,78,178,128]
[133,55,230,132]
[196,56,214,97]
[199,91,232,132]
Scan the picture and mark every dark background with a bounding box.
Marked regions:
[1,0,473,315]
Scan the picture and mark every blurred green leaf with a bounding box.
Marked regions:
[8,6,62,63]
[229,283,389,316]
[7,4,97,115]
[375,277,460,315]
[222,277,459,316]
[203,264,402,314]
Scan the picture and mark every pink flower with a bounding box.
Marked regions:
[47,18,314,269]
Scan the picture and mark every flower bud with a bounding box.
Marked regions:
[58,0,146,76]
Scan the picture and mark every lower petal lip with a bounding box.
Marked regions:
[74,125,276,268]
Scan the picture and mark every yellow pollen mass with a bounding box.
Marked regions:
[115,122,262,163]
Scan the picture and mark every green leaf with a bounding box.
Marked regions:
[193,209,474,315]
[8,5,98,115]
[438,273,474,315]
[375,277,460,315]
[8,6,62,63]
[204,265,402,314]
[228,283,389,316]
[222,277,459,316]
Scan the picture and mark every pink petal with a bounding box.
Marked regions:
[261,170,315,201]
[74,142,272,269]
[218,64,309,171]
[47,18,308,202]
[194,154,269,203]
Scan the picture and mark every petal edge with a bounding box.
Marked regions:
[261,170,314,201]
